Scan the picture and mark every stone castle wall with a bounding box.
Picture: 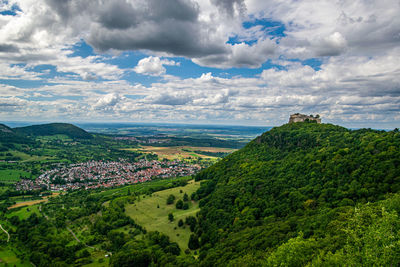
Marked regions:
[289,113,321,123]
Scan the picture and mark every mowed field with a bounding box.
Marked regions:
[123,145,237,160]
[8,193,60,210]
[125,180,200,250]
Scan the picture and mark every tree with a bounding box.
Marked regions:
[168,213,174,222]
[183,193,189,201]
[166,194,175,205]
[176,200,183,209]
[111,250,151,267]
[182,202,189,210]
[178,219,184,227]
[188,234,200,250]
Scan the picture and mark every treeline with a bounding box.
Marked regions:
[14,123,93,139]
[192,122,400,265]
[139,136,245,149]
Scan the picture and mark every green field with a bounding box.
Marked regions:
[125,180,200,250]
[6,205,41,220]
[0,169,31,183]
[0,246,33,266]
[82,251,110,267]
[0,150,52,163]
[38,134,73,142]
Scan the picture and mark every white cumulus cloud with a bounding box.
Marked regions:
[134,56,179,76]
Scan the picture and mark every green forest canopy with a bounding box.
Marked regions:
[192,122,400,265]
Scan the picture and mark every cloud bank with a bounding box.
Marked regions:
[0,0,399,128]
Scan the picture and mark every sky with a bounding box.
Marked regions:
[0,0,399,128]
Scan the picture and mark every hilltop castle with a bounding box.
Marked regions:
[289,113,321,124]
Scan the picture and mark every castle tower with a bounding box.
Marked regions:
[289,113,321,123]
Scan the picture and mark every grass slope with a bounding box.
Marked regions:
[6,205,41,220]
[125,180,200,250]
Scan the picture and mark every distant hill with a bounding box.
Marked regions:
[0,123,33,147]
[192,122,400,266]
[14,123,93,139]
[0,123,14,135]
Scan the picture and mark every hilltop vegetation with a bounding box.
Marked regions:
[193,122,400,265]
[0,124,34,149]
[15,123,93,139]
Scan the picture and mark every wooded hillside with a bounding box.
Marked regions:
[193,122,400,266]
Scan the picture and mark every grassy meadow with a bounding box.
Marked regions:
[125,180,200,250]
[6,205,41,220]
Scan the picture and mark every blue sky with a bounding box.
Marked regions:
[0,0,399,128]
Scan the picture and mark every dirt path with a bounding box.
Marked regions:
[8,199,47,209]
[66,226,95,249]
[0,224,10,242]
[66,226,80,242]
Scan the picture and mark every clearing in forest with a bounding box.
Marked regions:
[125,180,200,250]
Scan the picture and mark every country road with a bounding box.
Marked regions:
[0,224,10,242]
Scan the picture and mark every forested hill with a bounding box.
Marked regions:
[0,123,33,145]
[14,123,93,139]
[192,122,400,266]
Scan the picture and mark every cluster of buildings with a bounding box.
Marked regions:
[15,159,201,192]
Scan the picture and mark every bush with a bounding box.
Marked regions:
[176,200,183,209]
[166,194,175,205]
[188,234,200,250]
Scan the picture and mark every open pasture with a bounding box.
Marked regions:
[125,180,200,250]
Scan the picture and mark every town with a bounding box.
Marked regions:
[15,159,201,192]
